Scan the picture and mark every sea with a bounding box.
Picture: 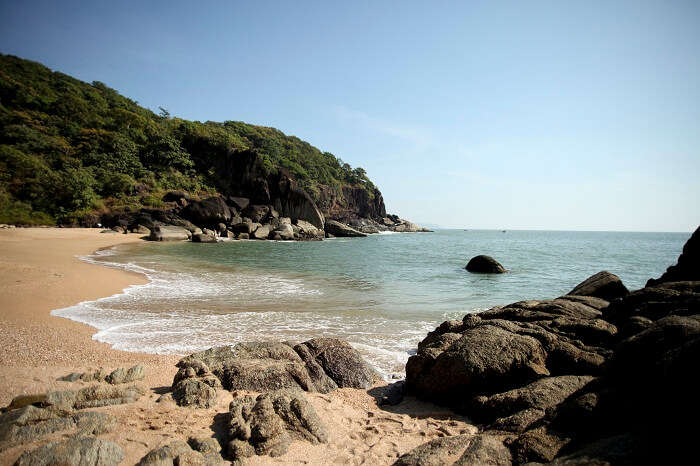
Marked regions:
[52,229,689,378]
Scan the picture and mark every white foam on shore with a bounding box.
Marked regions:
[52,246,440,379]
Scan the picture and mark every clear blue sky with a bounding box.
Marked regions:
[1,1,698,231]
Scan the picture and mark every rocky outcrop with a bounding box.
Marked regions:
[15,436,124,466]
[137,438,223,465]
[647,226,699,286]
[273,175,325,229]
[58,365,145,385]
[193,232,218,243]
[148,225,191,241]
[224,390,328,461]
[393,435,473,466]
[567,270,629,301]
[324,220,367,238]
[171,339,379,407]
[465,255,506,273]
[181,196,233,226]
[0,406,116,452]
[404,228,700,465]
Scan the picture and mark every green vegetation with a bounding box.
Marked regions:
[0,54,376,225]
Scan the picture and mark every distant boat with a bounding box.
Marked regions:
[502,230,506,233]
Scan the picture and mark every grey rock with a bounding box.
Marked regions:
[227,196,250,211]
[567,271,629,301]
[181,196,232,225]
[172,361,221,408]
[454,434,513,466]
[15,436,124,466]
[252,224,271,240]
[192,233,218,243]
[148,225,191,242]
[224,391,328,460]
[465,255,506,273]
[293,338,380,389]
[137,438,223,465]
[393,435,472,466]
[294,219,324,240]
[105,365,145,384]
[324,220,367,238]
[271,223,294,240]
[44,385,145,410]
[242,205,270,223]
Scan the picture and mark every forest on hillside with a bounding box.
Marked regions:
[0,54,376,225]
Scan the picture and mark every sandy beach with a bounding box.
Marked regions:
[0,228,473,465]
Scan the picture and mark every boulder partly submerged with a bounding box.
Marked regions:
[465,255,506,274]
[324,220,367,238]
[172,339,380,407]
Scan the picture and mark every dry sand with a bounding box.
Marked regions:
[0,228,474,465]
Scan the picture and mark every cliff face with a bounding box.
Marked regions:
[316,186,387,223]
[186,147,385,228]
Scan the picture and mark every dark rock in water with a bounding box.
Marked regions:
[465,255,506,273]
[647,226,700,286]
[181,196,232,225]
[567,271,629,301]
[393,435,472,466]
[324,220,367,238]
[193,233,218,243]
[0,406,116,451]
[137,438,223,465]
[15,436,124,466]
[224,390,328,460]
[171,339,378,407]
[148,225,191,241]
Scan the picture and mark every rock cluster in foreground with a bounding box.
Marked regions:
[171,339,381,408]
[401,226,700,464]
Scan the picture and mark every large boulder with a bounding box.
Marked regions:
[271,223,294,240]
[252,224,271,240]
[273,175,325,229]
[227,196,250,211]
[406,323,549,408]
[181,196,233,225]
[294,219,324,240]
[465,255,506,273]
[242,204,270,223]
[192,232,218,243]
[324,220,367,238]
[148,225,191,241]
[171,339,379,407]
[393,435,473,466]
[0,406,116,451]
[647,226,699,286]
[15,436,124,466]
[567,271,629,301]
[224,390,328,460]
[58,365,145,385]
[137,438,223,465]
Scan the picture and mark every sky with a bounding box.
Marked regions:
[1,1,698,232]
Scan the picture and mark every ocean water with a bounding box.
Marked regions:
[52,229,689,378]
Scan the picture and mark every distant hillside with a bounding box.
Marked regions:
[0,54,384,225]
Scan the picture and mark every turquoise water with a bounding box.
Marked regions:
[53,229,689,377]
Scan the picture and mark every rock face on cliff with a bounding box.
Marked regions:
[404,228,700,465]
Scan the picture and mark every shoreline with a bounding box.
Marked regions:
[0,228,179,404]
[0,227,471,465]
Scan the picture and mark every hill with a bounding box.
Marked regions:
[0,54,385,226]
